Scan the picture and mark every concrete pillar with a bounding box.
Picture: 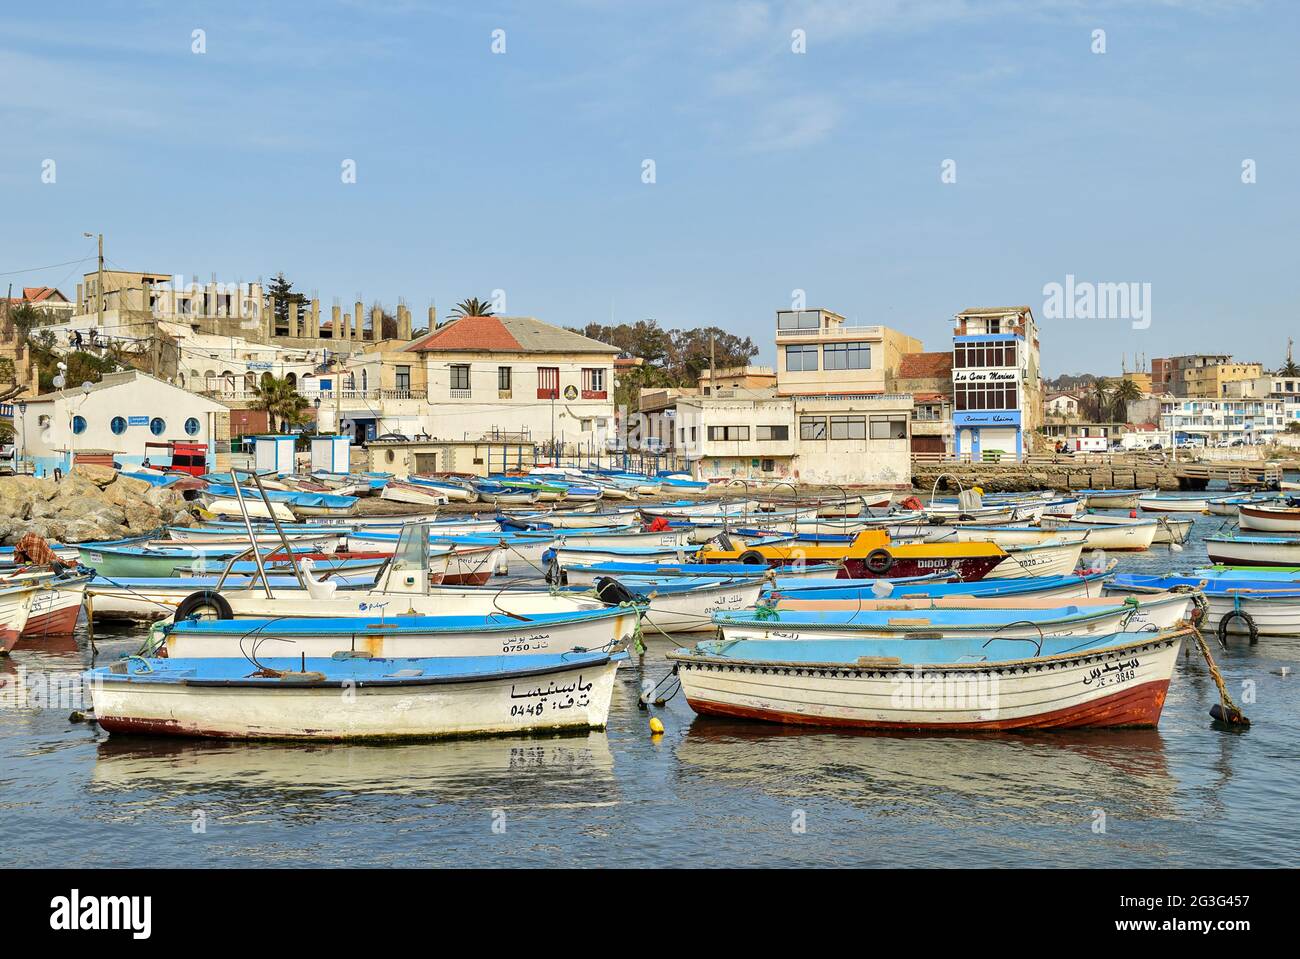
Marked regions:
[398,305,412,340]
[265,296,276,337]
[310,299,320,337]
[370,306,383,341]
[428,305,436,330]
[288,301,300,338]
[332,304,343,339]
[353,301,363,340]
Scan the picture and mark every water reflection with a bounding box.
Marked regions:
[675,717,1175,824]
[92,732,619,813]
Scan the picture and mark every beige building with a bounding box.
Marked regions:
[775,309,921,396]
[365,315,620,454]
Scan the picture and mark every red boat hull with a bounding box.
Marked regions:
[837,555,1004,582]
[686,678,1171,731]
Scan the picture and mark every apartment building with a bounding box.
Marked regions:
[1152,354,1262,398]
[1160,397,1287,443]
[951,305,1042,459]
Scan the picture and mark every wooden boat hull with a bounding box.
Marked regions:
[0,584,36,654]
[1238,504,1300,533]
[640,580,765,633]
[839,555,1003,582]
[1139,497,1208,513]
[381,483,451,507]
[88,654,624,740]
[981,541,1084,580]
[1205,537,1300,567]
[669,632,1183,730]
[1080,490,1148,510]
[21,576,88,636]
[1041,519,1158,551]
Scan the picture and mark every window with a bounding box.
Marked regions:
[785,344,818,372]
[756,425,789,441]
[777,310,821,330]
[580,418,593,431]
[450,364,471,392]
[110,416,127,435]
[761,459,775,472]
[800,416,826,440]
[395,366,411,391]
[498,366,512,392]
[830,415,866,439]
[954,339,1017,369]
[150,417,165,436]
[707,425,750,441]
[954,380,1019,412]
[537,366,559,399]
[823,342,871,370]
[870,415,909,440]
[184,417,201,436]
[72,415,87,435]
[582,367,607,398]
[913,404,941,421]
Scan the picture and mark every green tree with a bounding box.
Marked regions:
[1089,378,1111,421]
[450,297,495,319]
[1281,359,1300,377]
[1109,378,1142,422]
[266,273,308,329]
[252,373,310,432]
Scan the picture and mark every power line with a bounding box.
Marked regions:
[0,256,93,278]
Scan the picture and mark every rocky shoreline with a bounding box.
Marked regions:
[0,465,195,545]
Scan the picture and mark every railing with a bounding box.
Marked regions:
[200,387,427,402]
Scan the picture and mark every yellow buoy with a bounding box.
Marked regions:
[649,717,665,735]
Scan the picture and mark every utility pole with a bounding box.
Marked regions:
[709,331,716,395]
[83,232,103,331]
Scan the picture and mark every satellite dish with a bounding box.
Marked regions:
[52,374,66,389]
[82,381,94,394]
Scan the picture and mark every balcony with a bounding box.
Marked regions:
[581,389,608,400]
[537,388,559,400]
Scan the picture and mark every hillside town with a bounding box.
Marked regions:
[4,267,1298,485]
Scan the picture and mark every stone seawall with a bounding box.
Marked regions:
[913,462,1185,494]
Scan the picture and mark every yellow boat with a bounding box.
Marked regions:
[700,530,1007,581]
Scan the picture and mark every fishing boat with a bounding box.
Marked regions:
[585,576,765,633]
[1238,502,1300,533]
[381,480,451,507]
[1205,535,1300,567]
[156,605,640,659]
[500,507,641,530]
[552,543,702,568]
[76,542,328,579]
[165,526,347,548]
[197,497,297,522]
[16,572,90,636]
[85,649,627,740]
[201,484,359,518]
[1138,494,1209,513]
[666,627,1191,729]
[476,485,542,506]
[931,525,1090,548]
[406,474,480,503]
[768,571,1113,603]
[981,539,1085,579]
[1039,517,1159,551]
[772,592,1191,632]
[1078,489,1150,510]
[347,521,503,553]
[1107,574,1300,636]
[1067,512,1192,545]
[561,561,842,587]
[0,581,39,653]
[712,596,1189,641]
[699,529,1007,582]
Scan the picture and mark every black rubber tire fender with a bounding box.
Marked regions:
[864,548,895,575]
[173,589,234,622]
[1217,608,1259,647]
[738,549,768,566]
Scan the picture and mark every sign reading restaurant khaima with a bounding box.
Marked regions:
[954,370,1018,383]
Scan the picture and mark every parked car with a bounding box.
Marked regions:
[374,433,412,443]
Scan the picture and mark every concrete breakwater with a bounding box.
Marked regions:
[0,465,194,544]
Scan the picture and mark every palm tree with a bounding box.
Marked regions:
[1110,378,1142,422]
[252,374,309,433]
[1280,359,1300,377]
[450,297,495,319]
[1089,378,1111,421]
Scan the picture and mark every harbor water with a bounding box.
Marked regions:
[2,511,1298,868]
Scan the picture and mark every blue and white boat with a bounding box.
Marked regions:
[559,560,843,587]
[1106,573,1300,636]
[85,649,628,740]
[768,571,1111,602]
[1205,535,1300,568]
[666,628,1190,730]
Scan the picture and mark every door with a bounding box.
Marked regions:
[414,453,437,473]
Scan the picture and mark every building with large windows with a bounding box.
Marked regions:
[951,305,1042,460]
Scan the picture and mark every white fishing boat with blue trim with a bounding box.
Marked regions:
[85,649,627,740]
[1205,534,1300,567]
[667,627,1191,730]
[1106,573,1300,636]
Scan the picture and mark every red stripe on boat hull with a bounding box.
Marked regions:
[21,605,82,637]
[685,679,1171,731]
[0,627,20,655]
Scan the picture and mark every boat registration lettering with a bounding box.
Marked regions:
[508,674,595,717]
[1084,657,1139,689]
[86,552,103,564]
[502,632,552,654]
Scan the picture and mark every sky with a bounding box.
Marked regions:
[2,0,1296,377]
